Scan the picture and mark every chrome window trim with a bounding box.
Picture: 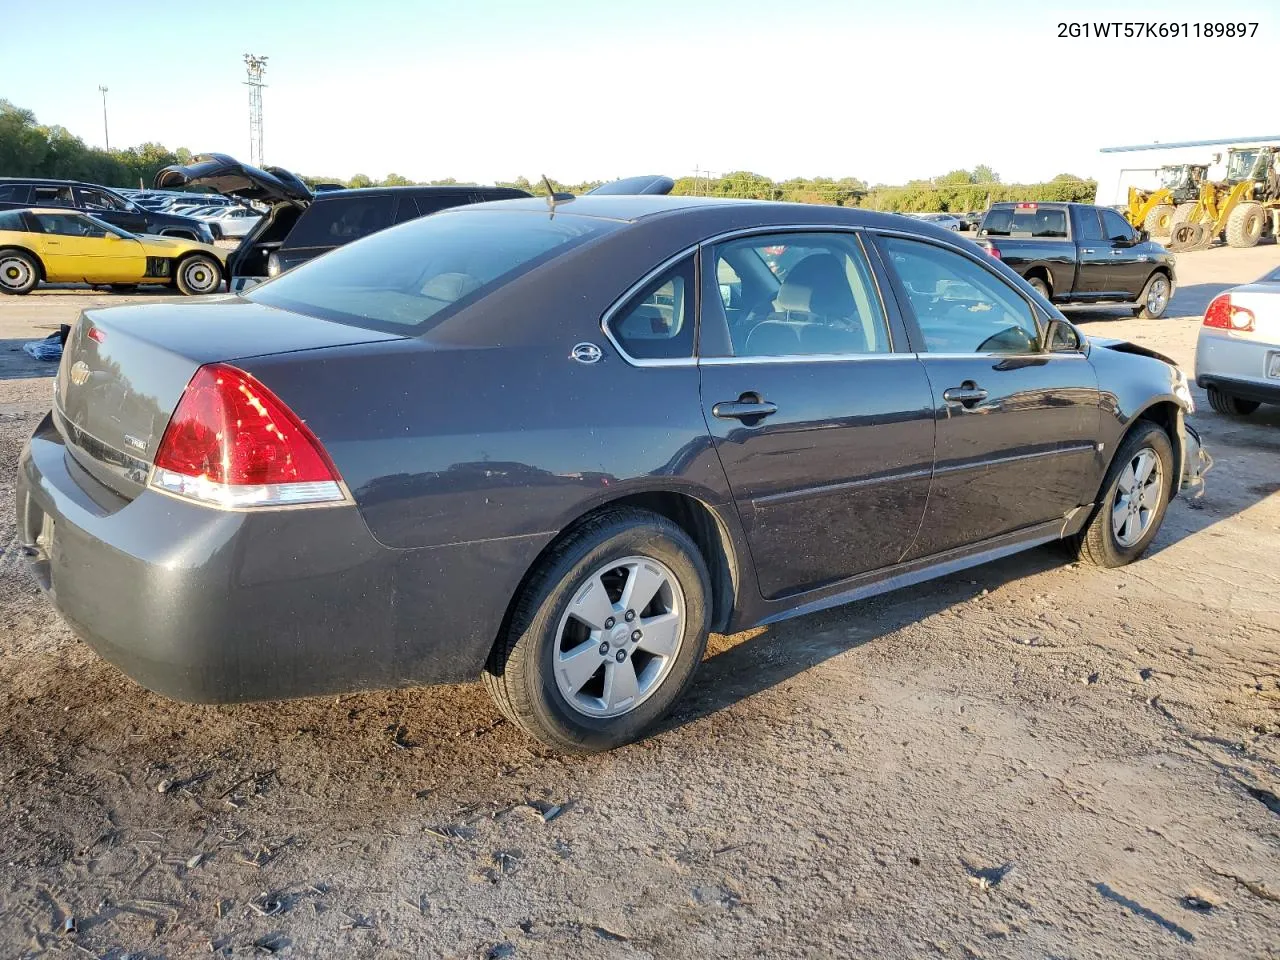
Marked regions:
[699,353,911,366]
[599,244,700,368]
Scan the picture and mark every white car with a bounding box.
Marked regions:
[916,213,963,232]
[1195,266,1280,416]
[205,206,262,238]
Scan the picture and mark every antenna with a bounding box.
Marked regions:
[542,174,557,212]
[244,54,269,166]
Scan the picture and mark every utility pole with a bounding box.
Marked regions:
[243,54,268,167]
[98,86,109,150]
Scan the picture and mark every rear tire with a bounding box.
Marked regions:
[1026,275,1051,299]
[174,254,223,296]
[1206,386,1260,416]
[1133,272,1171,319]
[1225,202,1264,248]
[0,248,39,295]
[1144,203,1175,237]
[483,508,712,753]
[1072,421,1174,568]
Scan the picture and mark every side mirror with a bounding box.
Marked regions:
[1136,228,1149,243]
[1043,318,1081,353]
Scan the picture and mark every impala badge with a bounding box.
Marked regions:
[570,342,603,364]
[69,361,91,386]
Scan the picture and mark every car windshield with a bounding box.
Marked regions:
[244,209,617,335]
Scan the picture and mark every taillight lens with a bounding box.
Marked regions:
[984,244,1002,260]
[1203,294,1254,332]
[151,363,345,508]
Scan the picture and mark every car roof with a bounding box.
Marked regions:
[0,177,108,189]
[459,194,940,233]
[313,185,526,200]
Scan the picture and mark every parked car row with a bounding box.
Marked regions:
[15,191,1209,752]
[0,178,214,244]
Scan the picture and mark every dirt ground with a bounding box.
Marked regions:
[0,246,1278,959]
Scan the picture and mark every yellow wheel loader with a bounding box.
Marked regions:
[1125,164,1207,237]
[1168,147,1280,250]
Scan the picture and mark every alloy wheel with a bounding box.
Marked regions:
[0,255,32,291]
[1111,448,1164,547]
[553,556,685,719]
[1146,278,1169,316]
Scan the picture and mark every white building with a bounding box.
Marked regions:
[1093,136,1280,206]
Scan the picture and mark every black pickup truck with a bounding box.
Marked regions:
[975,202,1176,319]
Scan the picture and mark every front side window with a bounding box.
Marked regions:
[710,232,891,357]
[246,209,616,334]
[33,213,108,238]
[606,257,695,361]
[75,187,127,211]
[1100,209,1136,242]
[879,236,1040,355]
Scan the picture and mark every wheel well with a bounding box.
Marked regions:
[0,245,46,280]
[494,492,741,661]
[1024,266,1051,295]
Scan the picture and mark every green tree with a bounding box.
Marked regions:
[937,169,975,186]
[347,173,373,188]
[972,164,999,183]
[380,173,413,186]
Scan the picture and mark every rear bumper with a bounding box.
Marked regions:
[1195,330,1279,404]
[16,413,550,704]
[1196,373,1280,406]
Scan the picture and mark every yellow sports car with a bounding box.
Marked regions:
[0,207,226,296]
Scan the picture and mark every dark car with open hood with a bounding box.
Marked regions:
[16,198,1208,752]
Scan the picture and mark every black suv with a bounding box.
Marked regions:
[156,155,530,287]
[156,155,677,289]
[0,178,214,244]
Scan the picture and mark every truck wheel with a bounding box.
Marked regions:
[1133,273,1171,319]
[483,508,712,752]
[1170,202,1197,227]
[1071,421,1173,568]
[1206,386,1259,416]
[1144,204,1175,236]
[1225,202,1264,248]
[1026,275,1050,299]
[1168,222,1203,251]
[0,248,39,295]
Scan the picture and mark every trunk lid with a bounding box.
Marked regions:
[55,298,403,500]
[154,153,313,205]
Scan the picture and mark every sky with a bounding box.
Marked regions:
[2,0,1277,186]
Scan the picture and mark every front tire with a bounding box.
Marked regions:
[1207,386,1260,416]
[0,248,39,295]
[175,254,223,296]
[1133,272,1172,318]
[1072,421,1174,568]
[1144,203,1175,237]
[1225,202,1264,248]
[484,508,712,752]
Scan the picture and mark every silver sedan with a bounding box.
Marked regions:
[1195,266,1280,416]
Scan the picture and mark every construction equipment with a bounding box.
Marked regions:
[1126,164,1208,236]
[1169,146,1280,250]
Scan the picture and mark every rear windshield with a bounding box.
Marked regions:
[245,209,616,334]
[980,207,1068,238]
[284,194,396,248]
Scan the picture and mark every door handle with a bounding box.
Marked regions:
[1110,249,1127,256]
[1080,248,1095,254]
[942,383,988,408]
[712,393,778,423]
[45,240,60,246]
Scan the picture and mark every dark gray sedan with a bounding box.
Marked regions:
[16,196,1208,751]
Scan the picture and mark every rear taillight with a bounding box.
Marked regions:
[1203,294,1254,332]
[150,363,345,508]
[984,244,1002,260]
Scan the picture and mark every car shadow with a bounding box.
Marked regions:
[1057,281,1235,325]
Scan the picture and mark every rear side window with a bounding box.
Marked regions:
[412,192,471,217]
[285,194,395,248]
[246,209,616,334]
[980,206,1067,238]
[0,210,25,230]
[33,185,75,207]
[393,197,421,224]
[0,184,32,204]
[1076,208,1105,242]
[607,257,696,361]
